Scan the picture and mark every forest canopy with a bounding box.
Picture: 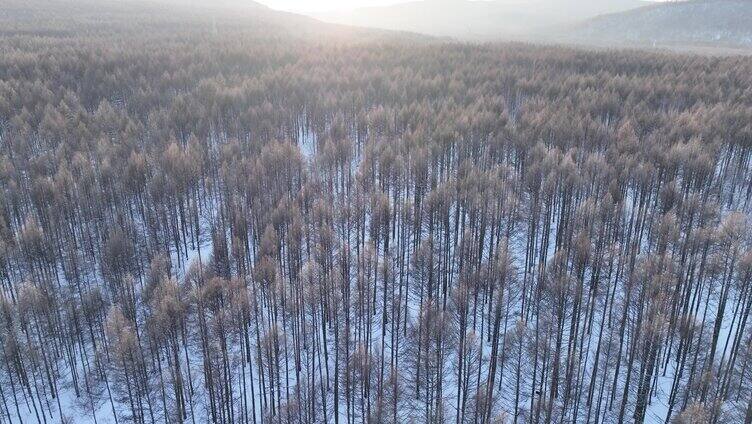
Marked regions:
[1,1,752,423]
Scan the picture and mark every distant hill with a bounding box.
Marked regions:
[556,0,752,49]
[314,0,647,40]
[0,0,420,43]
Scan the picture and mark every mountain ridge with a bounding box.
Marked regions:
[0,0,429,43]
[554,0,752,49]
[314,0,648,40]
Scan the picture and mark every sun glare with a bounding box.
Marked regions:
[256,0,404,13]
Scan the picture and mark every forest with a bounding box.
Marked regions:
[1,1,752,423]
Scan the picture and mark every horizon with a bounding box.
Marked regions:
[255,0,406,13]
[255,0,669,14]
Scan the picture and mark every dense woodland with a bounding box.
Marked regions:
[2,1,752,423]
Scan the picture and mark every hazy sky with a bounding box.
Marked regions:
[256,0,405,13]
[256,0,665,13]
